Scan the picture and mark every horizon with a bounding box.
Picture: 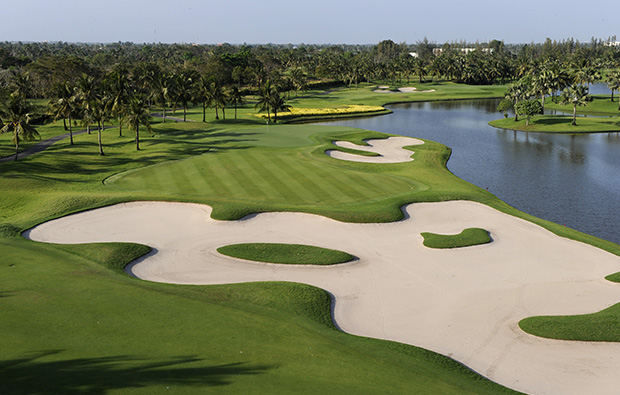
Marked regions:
[4,0,618,46]
[5,37,618,47]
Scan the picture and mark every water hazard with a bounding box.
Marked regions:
[318,91,620,244]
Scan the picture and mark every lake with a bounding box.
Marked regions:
[318,88,620,244]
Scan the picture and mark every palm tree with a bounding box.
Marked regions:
[194,76,211,123]
[77,74,99,135]
[560,85,589,126]
[104,69,131,136]
[533,69,553,113]
[548,64,570,103]
[91,96,113,156]
[228,86,245,120]
[255,80,274,123]
[505,84,526,121]
[412,58,427,83]
[0,95,40,161]
[605,70,620,103]
[174,72,194,122]
[48,82,77,145]
[126,95,152,150]
[290,68,307,97]
[269,90,291,124]
[151,72,173,123]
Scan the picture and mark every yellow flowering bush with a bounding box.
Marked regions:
[253,105,386,120]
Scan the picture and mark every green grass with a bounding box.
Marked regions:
[545,95,620,115]
[489,115,620,133]
[2,82,620,393]
[519,303,620,342]
[0,99,524,393]
[217,243,355,265]
[421,228,491,249]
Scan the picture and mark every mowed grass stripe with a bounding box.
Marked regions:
[323,163,412,201]
[262,151,339,204]
[309,161,375,202]
[167,161,200,195]
[343,170,413,196]
[213,151,275,200]
[194,154,234,197]
[235,150,305,203]
[153,164,182,193]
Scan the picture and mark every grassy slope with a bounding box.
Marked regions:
[217,243,355,265]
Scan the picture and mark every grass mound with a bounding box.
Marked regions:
[421,228,491,249]
[217,243,354,265]
[519,303,620,342]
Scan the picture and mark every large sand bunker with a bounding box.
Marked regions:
[24,200,620,395]
[325,136,423,163]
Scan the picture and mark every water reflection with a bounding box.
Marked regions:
[318,96,620,244]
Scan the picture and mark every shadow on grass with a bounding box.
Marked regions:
[0,138,253,182]
[0,350,271,394]
[533,117,576,127]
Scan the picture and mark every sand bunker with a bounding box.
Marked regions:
[373,86,436,93]
[398,86,436,93]
[24,200,620,395]
[325,136,423,163]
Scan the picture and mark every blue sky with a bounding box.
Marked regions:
[3,0,619,45]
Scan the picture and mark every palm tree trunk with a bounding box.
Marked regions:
[183,105,187,122]
[98,121,104,156]
[572,105,577,126]
[136,125,140,150]
[202,103,206,123]
[68,113,74,145]
[273,109,277,123]
[14,141,19,161]
[222,107,226,120]
[215,105,219,120]
[63,118,68,131]
[118,116,123,137]
[611,90,615,102]
[541,95,545,113]
[163,105,167,123]
[234,102,237,119]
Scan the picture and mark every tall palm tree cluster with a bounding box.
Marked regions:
[501,58,620,126]
[0,74,39,161]
[254,80,290,123]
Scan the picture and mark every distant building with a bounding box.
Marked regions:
[604,41,620,47]
[409,52,418,58]
[431,48,493,56]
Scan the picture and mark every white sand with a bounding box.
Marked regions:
[373,86,436,93]
[24,200,620,395]
[325,136,424,163]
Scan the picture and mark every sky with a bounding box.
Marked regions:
[2,0,619,45]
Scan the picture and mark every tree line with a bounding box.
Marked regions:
[1,38,619,160]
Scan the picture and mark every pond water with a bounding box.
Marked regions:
[318,88,620,244]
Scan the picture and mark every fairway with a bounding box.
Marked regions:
[107,147,418,205]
